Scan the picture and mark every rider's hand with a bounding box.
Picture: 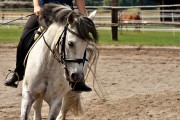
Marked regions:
[34,5,42,16]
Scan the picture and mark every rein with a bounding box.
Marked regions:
[0,13,34,26]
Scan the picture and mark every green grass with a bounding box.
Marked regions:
[98,30,180,46]
[0,26,22,43]
[1,26,180,46]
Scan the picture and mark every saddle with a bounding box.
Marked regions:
[34,26,46,41]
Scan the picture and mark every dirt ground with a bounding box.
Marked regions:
[1,46,180,120]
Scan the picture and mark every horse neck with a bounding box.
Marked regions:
[43,23,64,49]
[36,23,64,64]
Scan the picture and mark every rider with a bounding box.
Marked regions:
[4,0,92,92]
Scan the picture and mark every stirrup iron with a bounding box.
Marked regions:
[5,70,20,87]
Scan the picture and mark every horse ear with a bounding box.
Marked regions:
[67,12,75,25]
[88,10,97,20]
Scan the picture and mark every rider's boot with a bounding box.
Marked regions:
[71,80,92,92]
[4,71,23,88]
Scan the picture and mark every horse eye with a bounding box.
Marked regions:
[68,42,74,47]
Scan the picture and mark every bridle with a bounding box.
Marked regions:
[43,24,87,72]
[58,24,85,65]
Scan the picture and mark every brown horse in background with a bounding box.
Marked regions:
[119,12,141,32]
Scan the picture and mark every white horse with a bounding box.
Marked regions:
[21,4,98,120]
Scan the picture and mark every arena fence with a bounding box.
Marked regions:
[0,4,180,40]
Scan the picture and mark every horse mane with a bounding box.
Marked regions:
[39,3,98,43]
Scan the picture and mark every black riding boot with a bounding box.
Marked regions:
[71,80,92,92]
[4,71,23,88]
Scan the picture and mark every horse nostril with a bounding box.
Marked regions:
[71,72,83,82]
[71,73,78,81]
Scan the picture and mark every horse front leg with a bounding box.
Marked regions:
[33,98,43,120]
[21,91,35,120]
[48,99,62,120]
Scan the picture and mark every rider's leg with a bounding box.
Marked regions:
[4,14,39,88]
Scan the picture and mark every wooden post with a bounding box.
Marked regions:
[140,0,143,5]
[111,0,118,41]
[111,8,118,41]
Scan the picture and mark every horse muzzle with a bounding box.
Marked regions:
[70,71,84,82]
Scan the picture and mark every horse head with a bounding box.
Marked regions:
[39,4,98,82]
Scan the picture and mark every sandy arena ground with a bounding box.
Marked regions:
[0,46,180,120]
